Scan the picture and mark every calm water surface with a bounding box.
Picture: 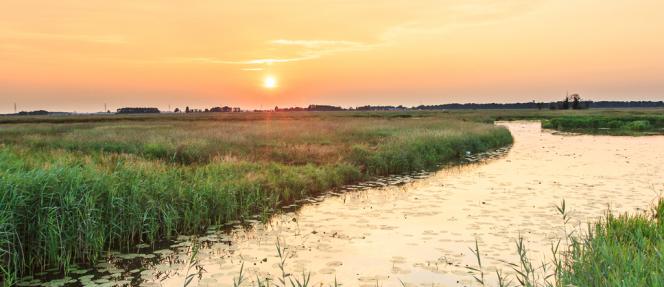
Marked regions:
[28,122,664,287]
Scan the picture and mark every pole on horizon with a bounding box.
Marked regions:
[14,103,17,114]
[104,103,107,113]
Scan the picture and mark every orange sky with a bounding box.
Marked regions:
[1,0,663,113]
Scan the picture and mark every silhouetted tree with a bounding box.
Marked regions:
[570,94,581,109]
[116,107,160,114]
[185,106,190,113]
[562,97,570,109]
[174,108,180,113]
[17,110,49,116]
[307,104,343,111]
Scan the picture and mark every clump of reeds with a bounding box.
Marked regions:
[466,199,664,287]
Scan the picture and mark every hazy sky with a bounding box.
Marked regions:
[1,0,663,113]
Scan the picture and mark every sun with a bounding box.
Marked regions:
[263,75,277,89]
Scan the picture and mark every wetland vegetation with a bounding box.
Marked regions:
[468,199,664,287]
[173,197,664,287]
[2,108,663,286]
[561,199,664,286]
[222,198,664,287]
[541,115,664,135]
[0,112,512,284]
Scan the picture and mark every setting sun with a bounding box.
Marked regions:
[263,76,278,89]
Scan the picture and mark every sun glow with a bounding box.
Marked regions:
[263,76,278,89]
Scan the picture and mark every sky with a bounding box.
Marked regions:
[1,0,663,113]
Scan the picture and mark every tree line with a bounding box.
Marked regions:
[5,98,664,116]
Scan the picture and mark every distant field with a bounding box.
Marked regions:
[0,111,513,282]
[2,108,662,131]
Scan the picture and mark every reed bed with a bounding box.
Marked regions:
[542,115,664,135]
[0,113,512,284]
[560,199,664,286]
[466,199,664,287]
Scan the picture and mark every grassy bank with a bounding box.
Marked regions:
[0,113,512,284]
[542,114,664,135]
[560,199,664,286]
[463,199,664,287]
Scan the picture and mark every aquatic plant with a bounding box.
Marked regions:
[182,240,202,287]
[232,240,341,287]
[223,199,662,287]
[227,196,664,287]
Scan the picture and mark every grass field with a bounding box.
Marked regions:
[0,111,513,284]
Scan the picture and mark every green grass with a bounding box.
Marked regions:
[561,199,664,286]
[542,114,664,135]
[464,199,664,287]
[0,112,513,284]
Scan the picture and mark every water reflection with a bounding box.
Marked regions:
[27,121,664,287]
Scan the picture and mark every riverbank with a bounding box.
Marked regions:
[541,114,664,135]
[469,198,664,287]
[0,114,512,284]
[561,199,664,286]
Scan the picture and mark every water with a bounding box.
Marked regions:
[26,121,664,287]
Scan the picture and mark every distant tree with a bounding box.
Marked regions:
[17,110,49,116]
[570,94,581,109]
[185,106,190,113]
[174,108,180,113]
[204,108,210,112]
[116,107,160,114]
[562,97,570,109]
[307,104,343,111]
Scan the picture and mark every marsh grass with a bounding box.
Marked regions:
[0,112,512,283]
[466,199,664,287]
[541,115,664,135]
[561,199,664,286]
